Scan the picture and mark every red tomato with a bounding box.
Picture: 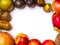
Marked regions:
[55,0,60,1]
[52,1,60,13]
[28,39,42,45]
[42,40,55,45]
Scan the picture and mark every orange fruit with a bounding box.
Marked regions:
[0,32,15,45]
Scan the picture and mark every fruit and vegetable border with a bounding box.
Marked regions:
[0,0,60,45]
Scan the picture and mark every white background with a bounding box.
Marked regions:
[8,0,58,43]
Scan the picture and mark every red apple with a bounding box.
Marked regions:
[42,40,55,45]
[28,39,41,45]
[15,33,29,45]
[52,13,60,28]
[52,13,60,32]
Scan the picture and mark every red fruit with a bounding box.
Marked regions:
[42,40,55,45]
[55,0,60,1]
[52,1,60,13]
[52,13,60,32]
[52,13,60,29]
[28,39,41,45]
[15,33,29,45]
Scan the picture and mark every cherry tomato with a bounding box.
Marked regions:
[42,40,55,45]
[52,1,60,13]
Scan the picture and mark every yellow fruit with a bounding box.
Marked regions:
[0,11,11,22]
[43,3,51,12]
[0,20,12,30]
[0,32,15,45]
[36,0,45,6]
[0,0,14,11]
[7,4,15,12]
[54,27,60,32]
